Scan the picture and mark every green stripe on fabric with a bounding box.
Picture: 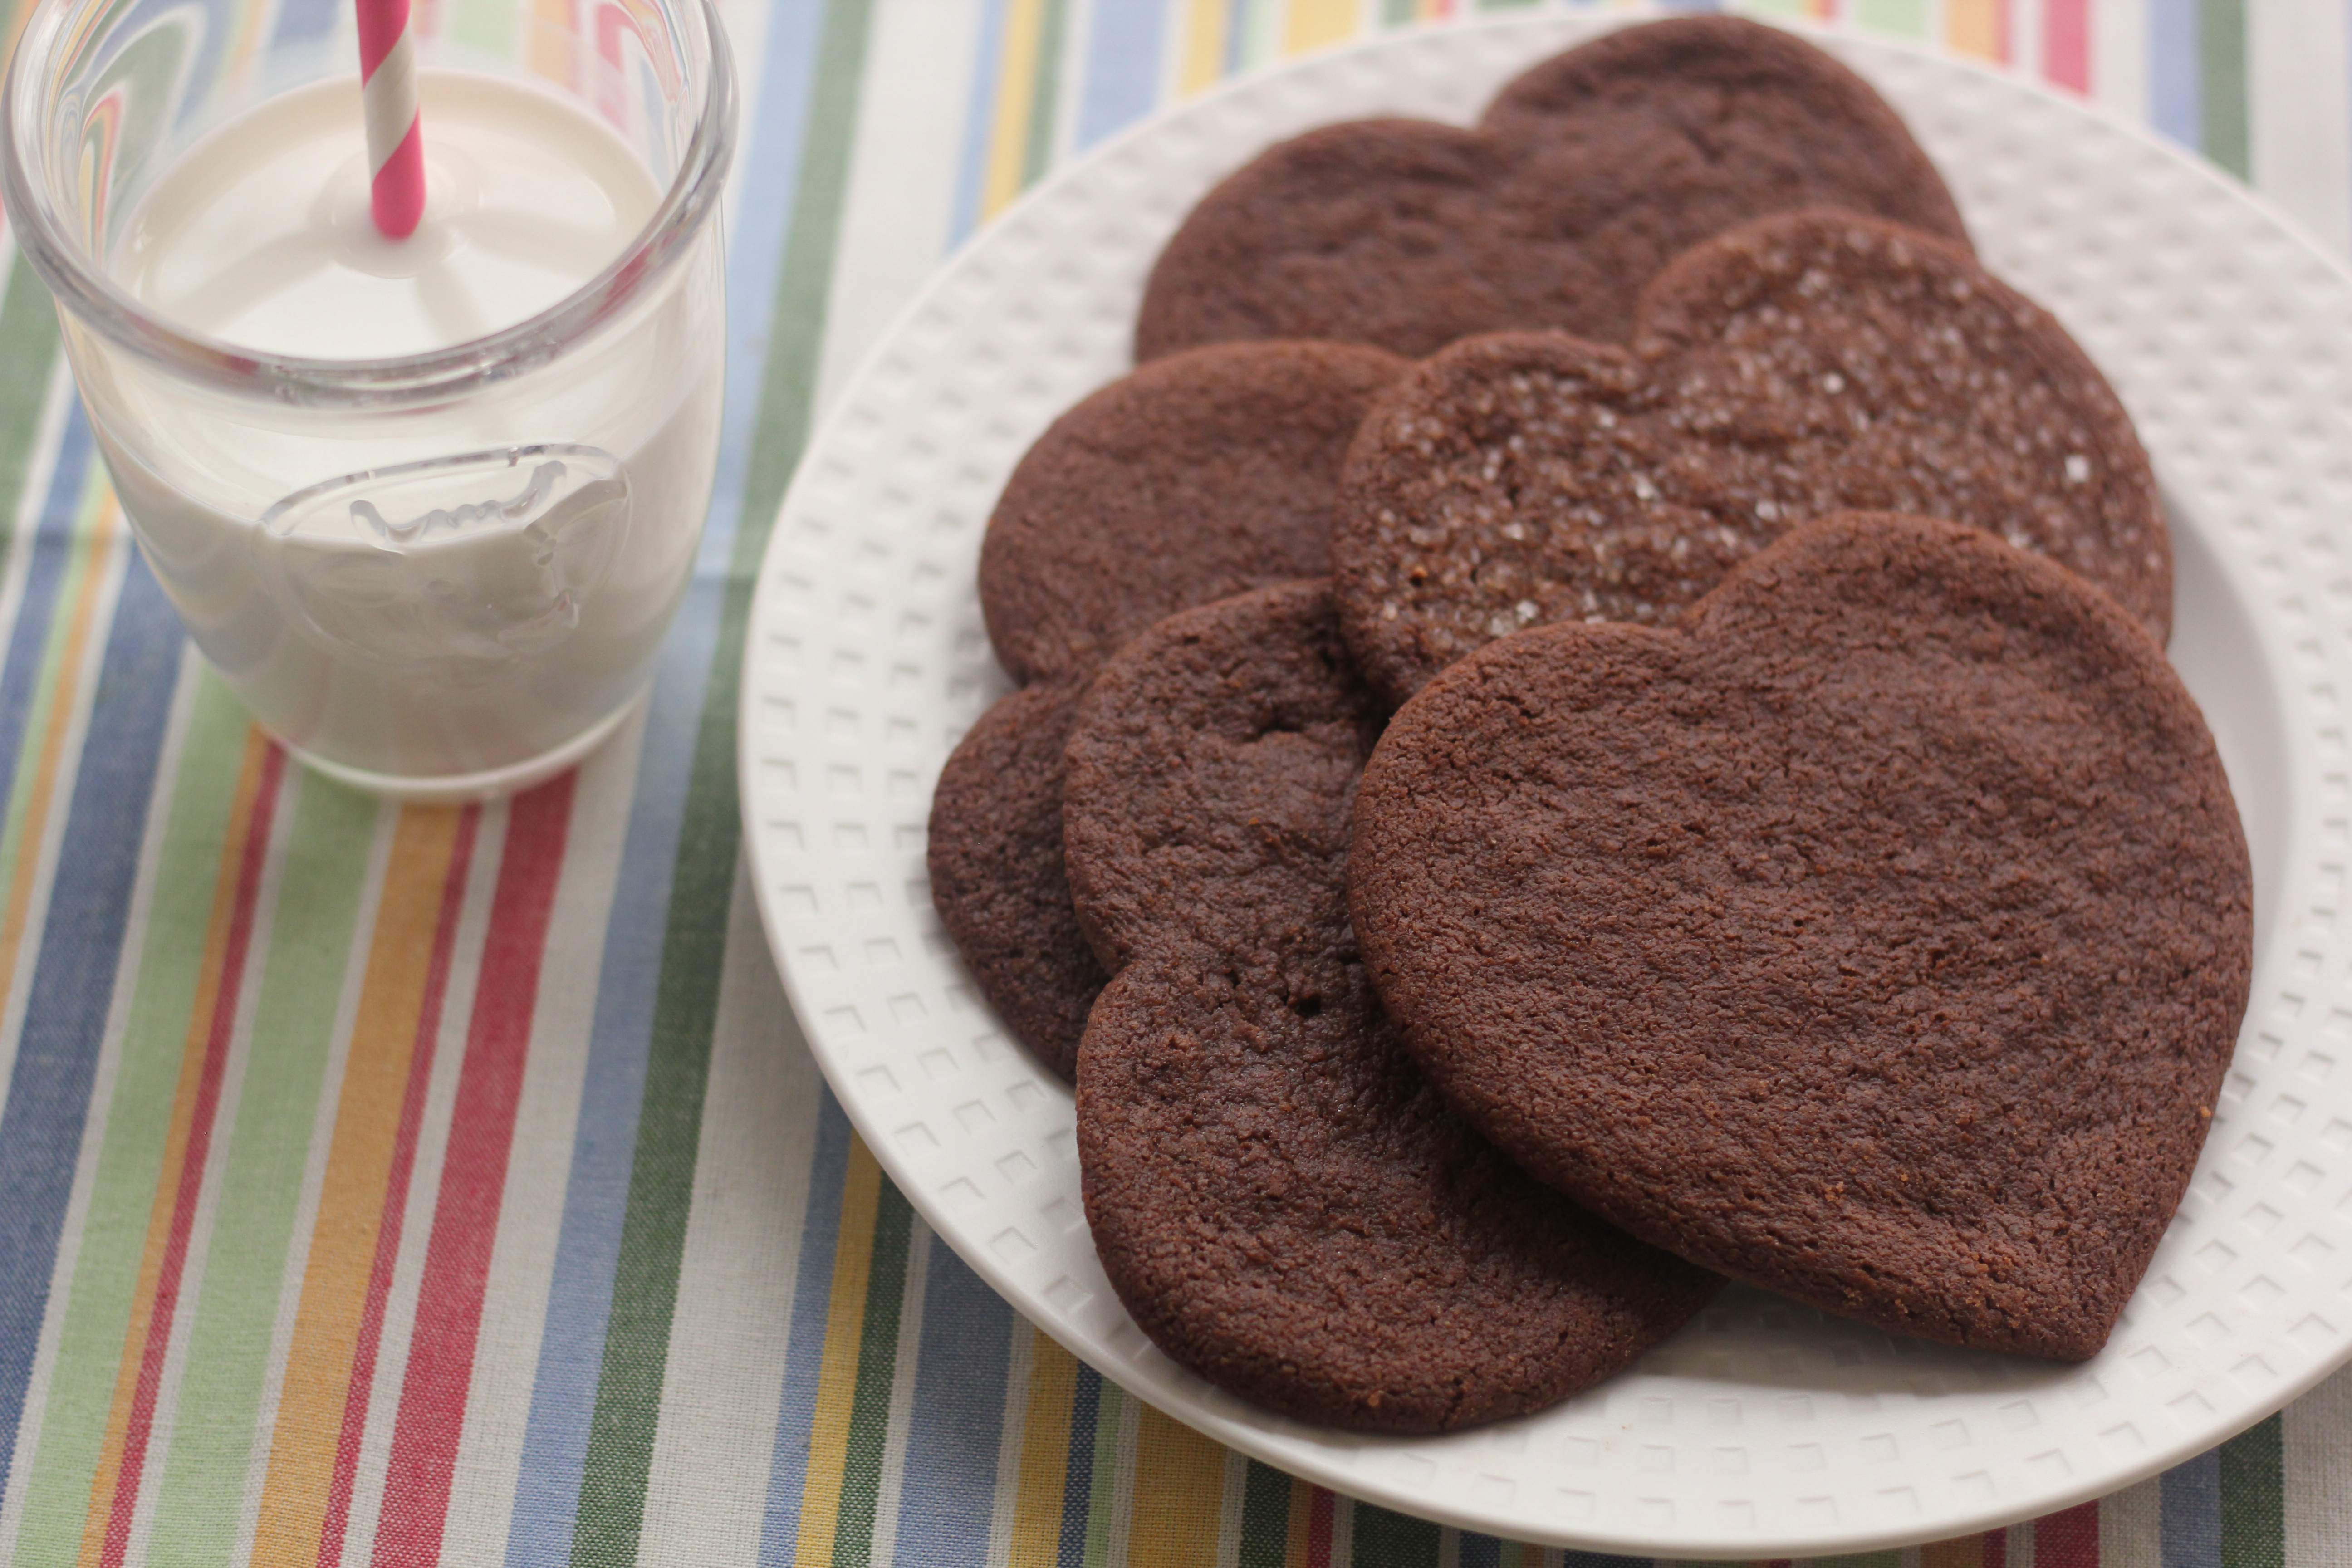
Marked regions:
[1351,1503,1440,1568]
[1850,0,1929,36]
[829,1180,915,1568]
[736,0,879,553]
[10,674,245,1568]
[1239,0,1279,71]
[0,471,106,903]
[565,0,877,1563]
[2221,1413,2284,1568]
[1019,0,1070,188]
[1380,0,1412,26]
[0,253,64,554]
[1082,1377,1125,1568]
[2198,0,2249,180]
[1236,1459,1292,1568]
[1800,1553,1905,1568]
[447,0,510,57]
[144,760,378,1568]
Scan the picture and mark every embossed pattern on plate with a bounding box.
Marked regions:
[740,18,2352,1556]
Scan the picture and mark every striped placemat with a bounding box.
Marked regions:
[0,2,2345,1565]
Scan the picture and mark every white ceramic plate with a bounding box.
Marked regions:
[740,16,2352,1557]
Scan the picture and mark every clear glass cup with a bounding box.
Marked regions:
[1,0,735,800]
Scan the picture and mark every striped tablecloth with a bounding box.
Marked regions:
[1,1,2347,1564]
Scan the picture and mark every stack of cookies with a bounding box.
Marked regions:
[927,17,2254,1436]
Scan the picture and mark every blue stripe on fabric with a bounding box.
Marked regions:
[868,1226,1015,1565]
[695,0,833,582]
[1558,1553,1649,1568]
[0,416,92,813]
[1075,0,1165,148]
[2148,0,2202,150]
[2161,1448,2224,1568]
[950,0,1011,245]
[1221,0,1247,77]
[496,585,713,1568]
[1054,1361,1103,1568]
[270,0,341,49]
[496,5,831,1559]
[0,549,185,1501]
[1455,1532,1501,1568]
[755,1087,854,1564]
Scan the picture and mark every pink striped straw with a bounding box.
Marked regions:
[355,0,424,238]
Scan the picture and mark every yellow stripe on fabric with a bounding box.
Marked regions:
[248,806,462,1568]
[979,0,1050,220]
[1284,1475,1312,1568]
[1127,1403,1228,1568]
[1007,1328,1080,1567]
[1178,0,1227,95]
[1281,0,1355,56]
[0,488,119,1002]
[1945,0,2005,60]
[221,0,278,84]
[72,726,271,1568]
[527,0,573,88]
[789,1134,887,1566]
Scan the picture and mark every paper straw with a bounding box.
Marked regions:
[355,0,424,239]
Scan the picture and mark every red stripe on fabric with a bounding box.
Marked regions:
[315,806,482,1568]
[369,772,576,1568]
[98,745,289,1568]
[2042,0,2090,93]
[1305,1488,1335,1568]
[2035,1501,2097,1566]
[1985,1525,2009,1567]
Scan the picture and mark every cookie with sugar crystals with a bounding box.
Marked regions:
[1349,514,2250,1361]
[1136,15,1968,363]
[1332,209,2168,708]
[929,340,1403,1078]
[1064,580,1717,1431]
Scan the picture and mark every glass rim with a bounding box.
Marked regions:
[0,0,736,408]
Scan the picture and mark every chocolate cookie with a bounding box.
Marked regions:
[977,341,1406,683]
[1065,582,1717,1431]
[927,686,1104,1070]
[1137,16,1967,363]
[930,342,1404,1078]
[1333,210,2169,707]
[1349,514,2251,1361]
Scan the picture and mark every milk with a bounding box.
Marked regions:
[66,70,724,790]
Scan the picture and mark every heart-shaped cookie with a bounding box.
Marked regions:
[929,342,1402,1078]
[1137,16,1968,363]
[1349,514,2250,1360]
[1064,581,1717,1430]
[1333,211,2169,708]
